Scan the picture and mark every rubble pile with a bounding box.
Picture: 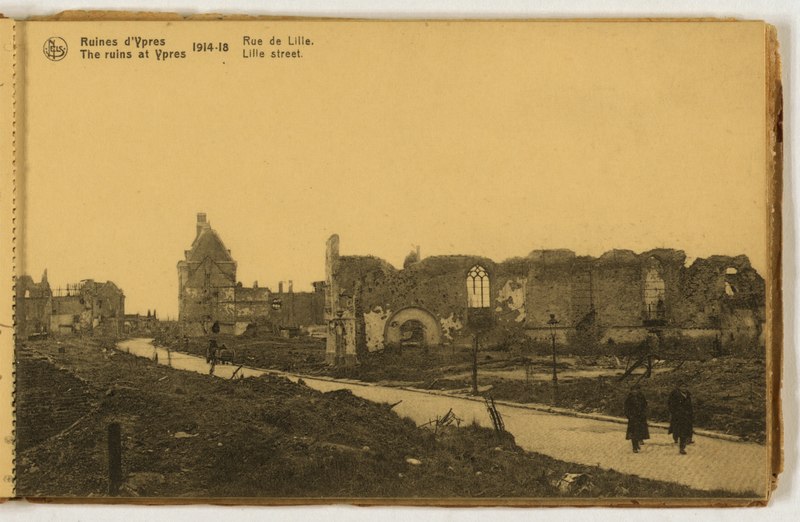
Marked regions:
[16,338,747,498]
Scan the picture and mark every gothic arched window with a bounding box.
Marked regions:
[643,258,666,321]
[466,265,490,308]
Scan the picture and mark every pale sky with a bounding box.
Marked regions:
[18,20,769,317]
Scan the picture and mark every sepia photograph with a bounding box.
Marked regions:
[4,15,781,507]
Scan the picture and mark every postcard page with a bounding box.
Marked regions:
[4,17,781,505]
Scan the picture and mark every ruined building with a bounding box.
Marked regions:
[324,235,765,365]
[123,310,162,335]
[15,271,52,339]
[177,213,325,336]
[16,271,126,339]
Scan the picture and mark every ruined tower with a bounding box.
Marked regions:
[177,213,238,335]
[324,234,357,365]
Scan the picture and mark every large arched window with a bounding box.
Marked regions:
[467,265,491,308]
[643,258,666,321]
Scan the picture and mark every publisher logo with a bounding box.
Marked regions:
[43,37,68,61]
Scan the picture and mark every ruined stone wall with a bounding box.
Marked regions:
[16,293,52,338]
[644,249,686,325]
[17,277,125,338]
[179,259,237,334]
[50,296,86,334]
[93,283,125,319]
[267,291,325,328]
[526,255,574,328]
[525,249,688,330]
[15,275,52,338]
[234,286,271,325]
[90,282,125,337]
[181,286,237,335]
[93,318,121,338]
[326,236,766,363]
[491,257,530,326]
[181,279,329,336]
[592,253,643,327]
[333,253,534,353]
[675,255,765,352]
[674,258,726,327]
[674,256,764,326]
[339,255,474,351]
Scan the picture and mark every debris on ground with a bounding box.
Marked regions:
[15,338,754,499]
[554,472,594,494]
[484,397,505,433]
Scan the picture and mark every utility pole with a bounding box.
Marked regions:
[548,313,559,384]
[472,332,479,395]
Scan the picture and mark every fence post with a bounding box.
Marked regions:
[108,422,122,495]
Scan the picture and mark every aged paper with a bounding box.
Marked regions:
[1,17,782,505]
[0,16,15,501]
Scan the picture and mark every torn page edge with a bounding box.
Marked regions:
[765,23,783,500]
[14,10,752,22]
[0,16,17,500]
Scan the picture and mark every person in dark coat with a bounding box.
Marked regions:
[206,338,218,364]
[624,384,650,453]
[668,380,694,454]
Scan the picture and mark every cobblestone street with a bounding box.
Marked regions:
[309,379,769,495]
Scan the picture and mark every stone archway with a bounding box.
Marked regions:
[384,307,442,348]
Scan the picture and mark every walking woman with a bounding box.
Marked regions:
[624,384,650,453]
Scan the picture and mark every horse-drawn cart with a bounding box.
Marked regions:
[206,340,236,365]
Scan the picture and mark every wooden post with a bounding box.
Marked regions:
[108,422,122,495]
[471,333,479,396]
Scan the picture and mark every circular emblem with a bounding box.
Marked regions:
[43,37,68,61]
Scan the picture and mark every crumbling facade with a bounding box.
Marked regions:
[15,271,53,339]
[178,213,324,336]
[15,271,126,339]
[324,235,765,365]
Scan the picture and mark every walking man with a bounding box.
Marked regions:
[206,338,218,364]
[668,379,694,455]
[624,384,650,453]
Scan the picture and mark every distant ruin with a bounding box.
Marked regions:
[177,213,325,336]
[15,271,126,338]
[324,235,765,366]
